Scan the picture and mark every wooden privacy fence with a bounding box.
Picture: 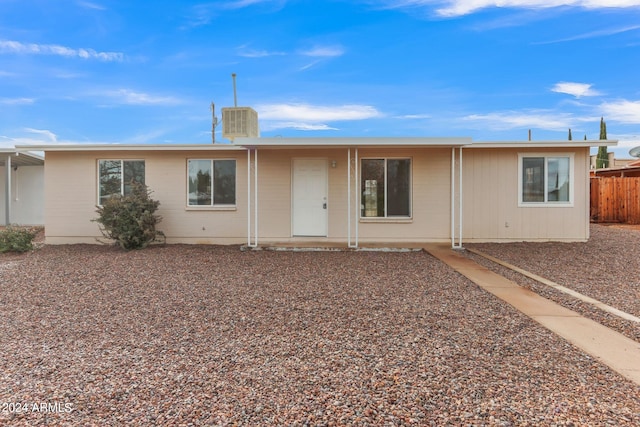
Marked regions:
[590,177,640,224]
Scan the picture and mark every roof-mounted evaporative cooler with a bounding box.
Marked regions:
[221,107,259,141]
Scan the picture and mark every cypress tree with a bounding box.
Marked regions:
[568,128,572,140]
[596,117,608,169]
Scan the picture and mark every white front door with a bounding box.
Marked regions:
[292,159,328,236]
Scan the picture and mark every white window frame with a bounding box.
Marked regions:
[186,158,237,209]
[518,153,574,207]
[97,159,145,206]
[360,157,412,219]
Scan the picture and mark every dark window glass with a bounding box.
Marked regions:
[522,157,544,202]
[361,158,411,217]
[387,159,410,216]
[213,160,236,204]
[99,160,145,205]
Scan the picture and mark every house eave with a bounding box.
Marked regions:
[465,140,618,149]
[15,143,247,153]
[0,150,45,166]
[234,137,473,149]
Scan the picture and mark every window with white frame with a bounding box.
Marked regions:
[361,158,411,217]
[519,154,573,205]
[98,160,145,205]
[187,159,236,206]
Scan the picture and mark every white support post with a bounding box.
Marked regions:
[254,148,258,247]
[458,147,463,248]
[5,155,11,226]
[246,148,259,248]
[247,149,251,247]
[355,148,359,248]
[451,147,464,249]
[451,148,455,248]
[347,148,352,247]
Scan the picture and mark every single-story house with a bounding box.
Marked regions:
[17,133,616,247]
[0,149,45,226]
[590,158,640,178]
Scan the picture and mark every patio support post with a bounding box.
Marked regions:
[247,148,259,247]
[347,148,352,247]
[458,147,463,248]
[246,149,258,248]
[451,148,455,248]
[451,147,464,249]
[5,155,11,226]
[254,148,258,247]
[355,147,359,248]
[247,149,251,247]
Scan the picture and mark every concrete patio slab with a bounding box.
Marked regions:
[425,244,640,386]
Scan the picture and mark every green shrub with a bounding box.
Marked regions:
[93,182,165,250]
[0,226,38,253]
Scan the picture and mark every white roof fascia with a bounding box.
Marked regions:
[465,140,618,149]
[0,149,44,163]
[14,144,247,152]
[235,137,472,148]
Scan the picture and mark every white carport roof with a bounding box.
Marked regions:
[0,149,44,166]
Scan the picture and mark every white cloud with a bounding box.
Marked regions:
[536,25,640,44]
[256,103,381,131]
[397,113,432,119]
[224,0,285,9]
[438,0,640,16]
[375,0,640,17]
[237,47,286,58]
[464,110,574,131]
[257,103,382,122]
[0,40,124,62]
[261,122,340,131]
[298,60,321,71]
[609,133,640,149]
[77,1,106,10]
[0,128,60,147]
[102,89,182,106]
[0,97,34,105]
[600,100,640,124]
[551,82,601,98]
[299,45,345,57]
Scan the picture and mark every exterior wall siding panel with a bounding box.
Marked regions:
[462,147,589,242]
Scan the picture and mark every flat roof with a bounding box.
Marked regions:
[15,143,245,152]
[14,138,618,153]
[235,137,473,148]
[0,149,45,166]
[467,140,618,148]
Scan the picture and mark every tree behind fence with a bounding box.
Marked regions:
[590,177,640,224]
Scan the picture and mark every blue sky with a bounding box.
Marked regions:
[1,0,640,157]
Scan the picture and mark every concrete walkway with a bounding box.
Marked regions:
[425,244,640,386]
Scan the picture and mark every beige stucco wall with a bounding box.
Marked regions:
[255,147,453,243]
[44,150,249,244]
[44,145,591,245]
[462,147,590,242]
[44,147,455,244]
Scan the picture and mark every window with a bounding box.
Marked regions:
[188,159,236,206]
[361,158,411,217]
[519,154,572,205]
[98,160,145,205]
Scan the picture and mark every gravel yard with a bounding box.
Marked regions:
[1,233,639,425]
[467,224,640,343]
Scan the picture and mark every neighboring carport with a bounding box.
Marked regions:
[0,149,45,226]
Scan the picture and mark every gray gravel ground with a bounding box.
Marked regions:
[1,235,639,425]
[466,224,640,343]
